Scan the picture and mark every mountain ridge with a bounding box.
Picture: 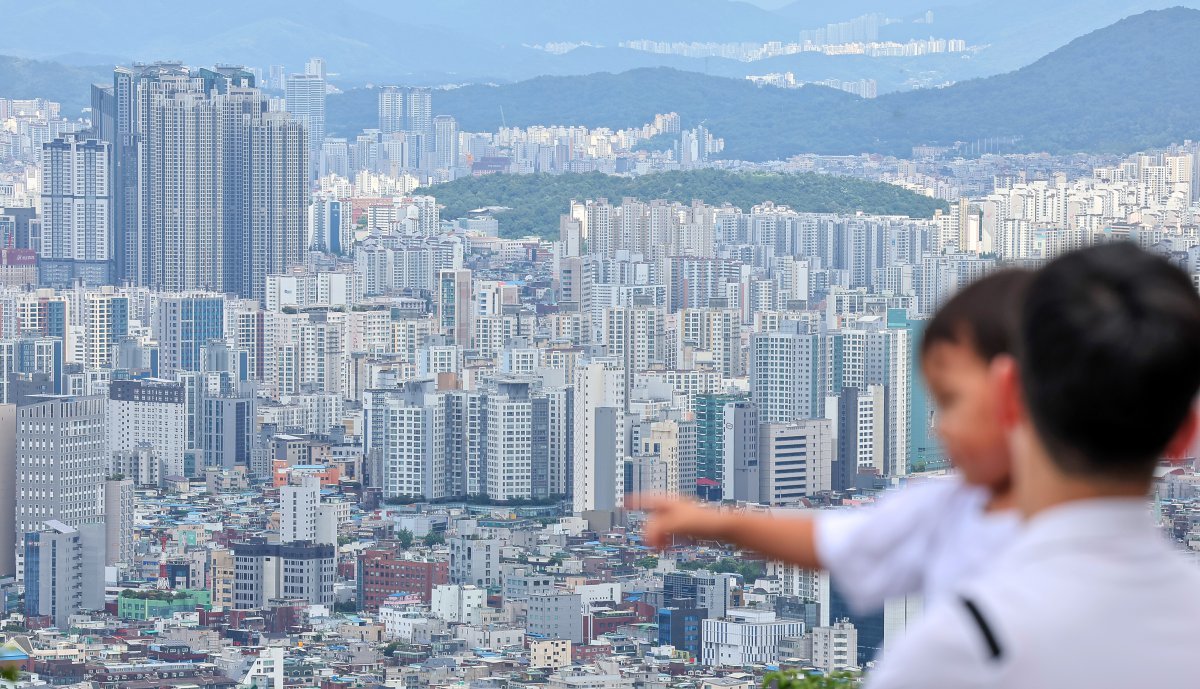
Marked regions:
[326,7,1200,159]
[1,0,1197,96]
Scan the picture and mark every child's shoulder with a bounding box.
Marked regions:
[887,475,990,513]
[900,474,973,494]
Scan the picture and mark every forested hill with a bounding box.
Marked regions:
[416,170,948,239]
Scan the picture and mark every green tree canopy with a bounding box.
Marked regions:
[416,169,946,239]
[396,529,415,549]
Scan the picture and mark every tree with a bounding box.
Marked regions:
[382,641,399,657]
[634,556,659,570]
[423,531,445,547]
[413,170,947,240]
[708,556,765,582]
[397,529,414,549]
[763,670,859,689]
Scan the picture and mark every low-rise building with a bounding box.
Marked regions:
[701,608,803,667]
[530,638,573,669]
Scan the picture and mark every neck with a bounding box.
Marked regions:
[1013,426,1150,519]
[984,480,1015,512]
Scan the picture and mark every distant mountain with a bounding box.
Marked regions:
[0,56,111,114]
[327,8,1200,159]
[778,1,1200,80]
[326,65,883,139]
[869,6,1200,155]
[879,0,1199,76]
[48,52,132,67]
[0,0,800,85]
[2,0,1197,91]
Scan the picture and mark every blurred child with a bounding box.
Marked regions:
[634,269,1030,612]
[868,244,1200,688]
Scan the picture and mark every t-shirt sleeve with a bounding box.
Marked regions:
[814,480,962,614]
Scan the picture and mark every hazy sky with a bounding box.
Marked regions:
[739,0,794,8]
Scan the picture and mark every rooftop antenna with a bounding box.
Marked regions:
[156,532,170,590]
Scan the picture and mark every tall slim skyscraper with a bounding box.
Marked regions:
[573,359,626,512]
[693,392,747,494]
[0,404,15,576]
[434,114,459,169]
[244,112,308,300]
[723,400,760,502]
[138,76,223,292]
[864,327,910,477]
[407,87,433,138]
[39,134,111,286]
[286,73,326,153]
[378,86,405,136]
[437,269,473,346]
[104,477,134,566]
[444,389,486,497]
[92,64,176,285]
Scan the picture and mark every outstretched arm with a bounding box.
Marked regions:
[630,494,821,570]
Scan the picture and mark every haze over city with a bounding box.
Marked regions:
[0,2,1198,688]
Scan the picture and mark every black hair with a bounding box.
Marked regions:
[921,269,1033,362]
[1019,243,1200,481]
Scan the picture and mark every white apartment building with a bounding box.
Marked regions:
[702,608,803,667]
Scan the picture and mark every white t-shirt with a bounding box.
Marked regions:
[815,477,1020,614]
[866,498,1200,689]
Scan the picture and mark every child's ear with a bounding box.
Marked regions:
[990,354,1024,431]
[1163,406,1199,463]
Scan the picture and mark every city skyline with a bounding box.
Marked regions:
[0,3,1197,689]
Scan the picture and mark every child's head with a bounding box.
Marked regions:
[920,269,1032,489]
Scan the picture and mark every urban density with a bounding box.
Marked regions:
[0,2,1198,689]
